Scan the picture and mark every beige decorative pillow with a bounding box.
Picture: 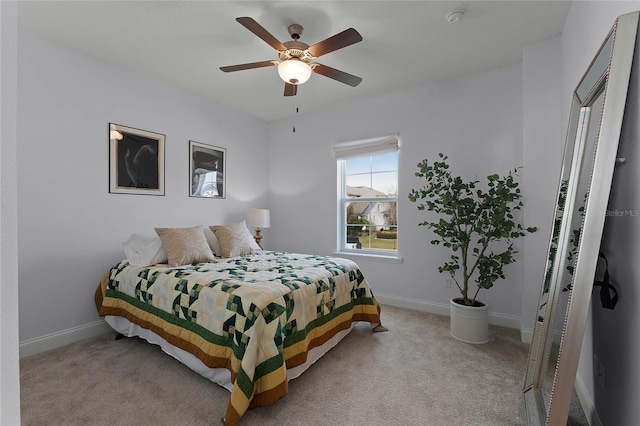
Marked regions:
[154,226,215,266]
[210,220,260,258]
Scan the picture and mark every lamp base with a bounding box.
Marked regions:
[253,228,263,249]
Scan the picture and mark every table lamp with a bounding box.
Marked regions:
[247,208,270,248]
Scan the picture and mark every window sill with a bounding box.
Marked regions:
[333,251,403,264]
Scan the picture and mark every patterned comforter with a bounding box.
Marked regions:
[95,251,381,425]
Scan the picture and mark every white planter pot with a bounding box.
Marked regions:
[449,298,489,344]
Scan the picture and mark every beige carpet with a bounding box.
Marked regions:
[20,305,586,425]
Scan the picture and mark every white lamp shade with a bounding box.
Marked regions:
[247,209,271,228]
[277,59,312,85]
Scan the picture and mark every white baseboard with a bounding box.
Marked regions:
[575,372,603,426]
[375,293,450,316]
[19,319,112,358]
[375,293,521,330]
[521,327,534,344]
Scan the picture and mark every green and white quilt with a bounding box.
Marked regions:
[96,251,381,425]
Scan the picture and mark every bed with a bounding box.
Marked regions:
[95,241,384,425]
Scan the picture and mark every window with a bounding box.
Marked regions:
[335,135,398,256]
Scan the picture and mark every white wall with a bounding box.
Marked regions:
[1,1,21,424]
[561,2,640,424]
[17,33,270,346]
[267,64,529,326]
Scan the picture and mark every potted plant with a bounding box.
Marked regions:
[408,153,536,343]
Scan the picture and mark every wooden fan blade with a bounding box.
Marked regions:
[313,63,362,87]
[284,83,297,97]
[236,17,287,51]
[220,60,276,72]
[307,28,362,58]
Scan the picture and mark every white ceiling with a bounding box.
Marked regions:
[18,1,572,122]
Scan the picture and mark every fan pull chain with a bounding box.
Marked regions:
[293,104,299,133]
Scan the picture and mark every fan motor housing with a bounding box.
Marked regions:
[280,40,313,62]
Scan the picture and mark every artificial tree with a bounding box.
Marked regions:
[408,153,537,306]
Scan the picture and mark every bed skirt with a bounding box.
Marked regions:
[104,315,355,391]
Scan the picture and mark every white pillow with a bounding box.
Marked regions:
[122,234,168,266]
[203,225,220,256]
[210,220,261,258]
[155,226,216,267]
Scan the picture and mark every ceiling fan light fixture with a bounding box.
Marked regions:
[277,59,312,85]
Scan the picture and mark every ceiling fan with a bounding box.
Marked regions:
[220,17,363,96]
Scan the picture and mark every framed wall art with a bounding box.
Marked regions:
[189,140,226,199]
[109,123,165,195]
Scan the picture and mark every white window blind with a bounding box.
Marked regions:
[334,135,399,160]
